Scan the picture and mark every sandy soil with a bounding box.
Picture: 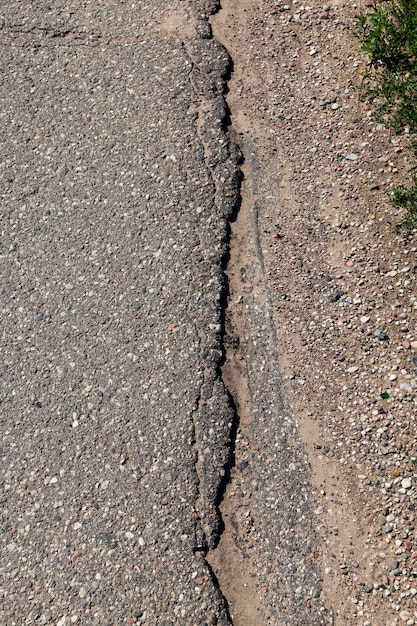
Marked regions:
[210,0,417,624]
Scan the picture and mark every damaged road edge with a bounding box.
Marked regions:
[181,27,242,551]
[183,0,247,555]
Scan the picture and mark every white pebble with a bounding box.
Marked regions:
[400,383,413,394]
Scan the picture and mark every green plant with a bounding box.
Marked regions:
[357,0,417,129]
[357,0,417,228]
[392,173,417,229]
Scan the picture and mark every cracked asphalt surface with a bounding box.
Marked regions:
[0,1,240,623]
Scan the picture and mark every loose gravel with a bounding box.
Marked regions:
[211,0,417,623]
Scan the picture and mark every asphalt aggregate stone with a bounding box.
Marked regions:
[0,1,239,624]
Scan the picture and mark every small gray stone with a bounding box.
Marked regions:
[329,290,345,302]
[400,383,413,394]
[310,585,321,598]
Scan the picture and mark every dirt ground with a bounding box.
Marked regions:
[210,0,417,623]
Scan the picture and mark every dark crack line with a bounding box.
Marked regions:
[182,38,232,556]
[181,20,244,626]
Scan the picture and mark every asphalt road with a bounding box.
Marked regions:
[0,1,240,624]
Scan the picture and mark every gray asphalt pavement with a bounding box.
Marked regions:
[0,1,239,623]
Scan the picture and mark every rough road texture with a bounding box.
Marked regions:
[0,1,239,624]
[5,0,417,625]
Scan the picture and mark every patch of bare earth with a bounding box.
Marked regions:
[211,0,417,624]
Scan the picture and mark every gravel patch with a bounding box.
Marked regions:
[211,0,417,622]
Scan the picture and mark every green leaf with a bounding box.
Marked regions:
[356,1,417,230]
